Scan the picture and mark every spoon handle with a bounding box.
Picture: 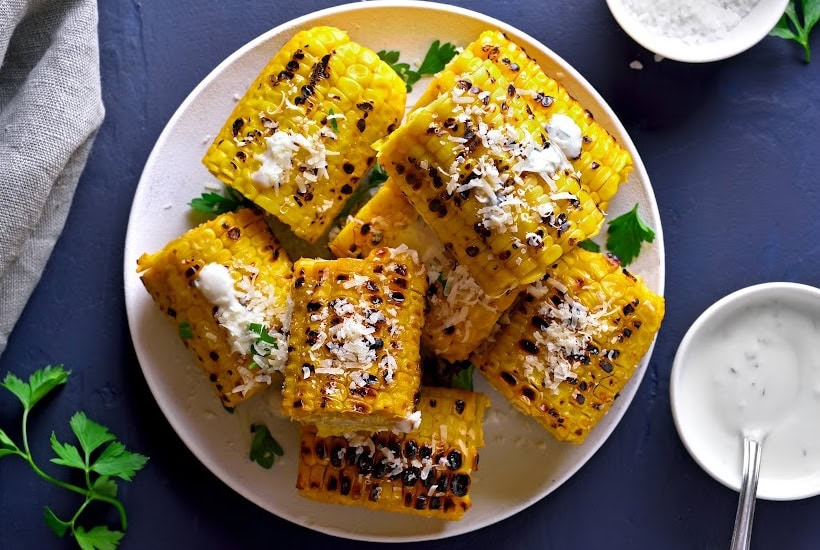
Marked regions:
[730,436,763,550]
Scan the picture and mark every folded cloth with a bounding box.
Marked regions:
[0,0,104,355]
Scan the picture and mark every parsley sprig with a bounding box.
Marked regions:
[578,204,655,266]
[451,364,475,392]
[249,424,283,469]
[378,40,459,92]
[190,186,253,217]
[1,365,148,549]
[770,0,819,62]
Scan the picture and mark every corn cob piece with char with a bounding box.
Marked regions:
[472,248,664,444]
[297,386,490,519]
[282,247,427,434]
[137,208,293,408]
[202,26,406,242]
[377,60,605,299]
[330,178,520,362]
[415,30,632,210]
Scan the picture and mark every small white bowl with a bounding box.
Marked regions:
[670,282,820,500]
[606,0,789,62]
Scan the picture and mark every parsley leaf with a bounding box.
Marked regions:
[92,476,119,499]
[249,424,284,469]
[378,39,458,92]
[1,365,69,409]
[50,433,86,470]
[71,412,116,456]
[1,366,148,549]
[605,204,656,266]
[44,507,71,537]
[0,428,20,457]
[189,186,252,217]
[577,239,601,253]
[74,525,123,550]
[91,441,149,482]
[451,364,475,391]
[178,321,193,340]
[770,0,820,62]
[417,40,459,75]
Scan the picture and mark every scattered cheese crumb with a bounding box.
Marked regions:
[629,60,644,70]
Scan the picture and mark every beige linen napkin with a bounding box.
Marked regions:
[0,0,104,354]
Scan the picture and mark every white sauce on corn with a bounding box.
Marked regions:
[252,125,338,194]
[195,263,289,390]
[546,114,583,159]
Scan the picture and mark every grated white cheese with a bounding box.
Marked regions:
[251,125,339,194]
[525,279,614,392]
[394,410,422,433]
[195,263,289,393]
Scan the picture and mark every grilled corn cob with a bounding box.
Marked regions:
[202,26,406,242]
[282,247,427,434]
[415,30,632,209]
[137,208,293,408]
[472,248,664,444]
[296,386,490,519]
[378,61,604,299]
[330,178,520,361]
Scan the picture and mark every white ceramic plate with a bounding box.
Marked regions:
[124,1,665,542]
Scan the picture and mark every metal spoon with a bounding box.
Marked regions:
[729,436,763,550]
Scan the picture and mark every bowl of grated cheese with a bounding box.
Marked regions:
[606,0,790,62]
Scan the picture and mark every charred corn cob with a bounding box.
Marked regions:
[297,386,490,519]
[202,26,406,242]
[378,61,604,299]
[415,30,632,209]
[472,249,664,444]
[137,208,293,408]
[282,247,427,434]
[330,178,520,361]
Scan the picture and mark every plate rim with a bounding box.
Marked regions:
[124,0,666,541]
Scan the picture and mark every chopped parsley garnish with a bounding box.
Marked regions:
[378,40,459,92]
[249,323,278,348]
[249,424,284,469]
[178,321,193,340]
[605,204,656,266]
[577,239,601,253]
[189,186,252,217]
[328,108,339,132]
[451,364,475,391]
[770,0,819,62]
[1,365,148,549]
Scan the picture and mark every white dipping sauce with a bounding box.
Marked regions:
[674,291,820,499]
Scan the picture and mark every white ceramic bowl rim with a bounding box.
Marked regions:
[670,282,820,500]
[606,0,790,63]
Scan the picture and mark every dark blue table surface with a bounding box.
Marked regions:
[2,1,819,548]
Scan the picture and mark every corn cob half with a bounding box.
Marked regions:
[202,26,406,242]
[137,208,293,408]
[282,247,427,434]
[415,30,632,210]
[378,61,605,298]
[297,386,490,520]
[472,248,664,444]
[330,178,520,362]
